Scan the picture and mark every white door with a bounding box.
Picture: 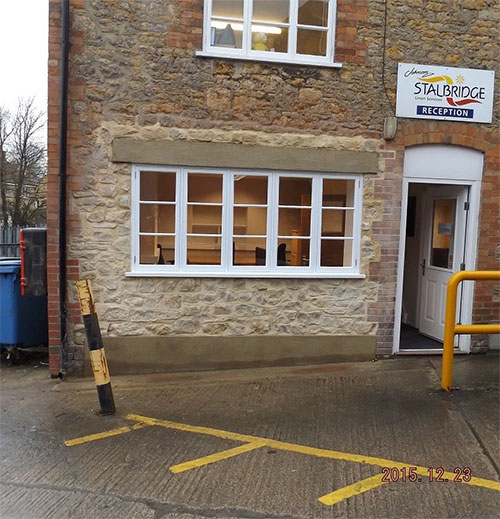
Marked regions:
[418,186,468,342]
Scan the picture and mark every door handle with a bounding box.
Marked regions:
[420,258,426,276]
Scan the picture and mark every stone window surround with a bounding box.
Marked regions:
[197,0,342,68]
[112,138,377,279]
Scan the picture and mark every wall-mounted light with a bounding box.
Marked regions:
[383,116,398,140]
[211,21,282,35]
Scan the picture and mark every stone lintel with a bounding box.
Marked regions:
[112,138,378,174]
[84,335,376,376]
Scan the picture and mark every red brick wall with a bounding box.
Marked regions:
[369,121,499,355]
[48,0,86,376]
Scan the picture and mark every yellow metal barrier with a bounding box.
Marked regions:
[441,270,500,392]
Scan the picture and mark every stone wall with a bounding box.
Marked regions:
[47,0,499,375]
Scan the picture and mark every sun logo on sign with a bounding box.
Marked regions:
[419,74,480,107]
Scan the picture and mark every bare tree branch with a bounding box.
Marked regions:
[0,99,47,227]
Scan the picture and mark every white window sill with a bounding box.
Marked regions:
[196,50,343,69]
[126,270,365,279]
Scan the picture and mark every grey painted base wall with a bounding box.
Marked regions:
[83,335,376,376]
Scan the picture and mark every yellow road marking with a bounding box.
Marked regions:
[170,441,266,474]
[126,414,500,494]
[64,423,147,446]
[319,474,388,506]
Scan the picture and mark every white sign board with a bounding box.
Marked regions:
[396,63,494,123]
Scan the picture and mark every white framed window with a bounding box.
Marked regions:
[129,165,363,278]
[197,0,341,68]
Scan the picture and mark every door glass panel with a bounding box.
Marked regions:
[430,198,456,269]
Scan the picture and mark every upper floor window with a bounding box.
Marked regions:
[198,0,340,68]
[130,166,362,278]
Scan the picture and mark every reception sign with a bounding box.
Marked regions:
[396,63,494,123]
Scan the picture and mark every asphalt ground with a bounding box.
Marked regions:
[0,353,499,519]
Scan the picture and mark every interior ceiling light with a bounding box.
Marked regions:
[211,21,282,35]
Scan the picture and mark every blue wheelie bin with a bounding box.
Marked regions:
[0,259,48,350]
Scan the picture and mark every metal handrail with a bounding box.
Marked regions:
[441,270,500,391]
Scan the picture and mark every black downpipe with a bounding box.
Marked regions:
[58,0,70,377]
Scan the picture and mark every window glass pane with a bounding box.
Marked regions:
[276,239,310,266]
[297,28,327,56]
[140,204,175,234]
[278,208,311,236]
[321,240,352,267]
[187,236,221,265]
[234,175,267,204]
[188,205,222,234]
[140,171,176,202]
[233,237,267,266]
[322,209,354,237]
[140,235,175,265]
[430,199,455,269]
[212,0,243,18]
[251,26,289,53]
[234,207,267,235]
[252,0,290,23]
[298,0,329,27]
[188,173,222,203]
[211,21,243,49]
[279,177,312,206]
[323,179,354,206]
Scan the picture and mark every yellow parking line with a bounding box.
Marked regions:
[64,423,147,446]
[170,441,266,474]
[319,474,388,506]
[126,414,500,494]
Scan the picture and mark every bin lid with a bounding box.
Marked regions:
[0,260,21,274]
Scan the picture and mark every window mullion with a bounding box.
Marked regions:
[223,170,233,271]
[353,177,363,270]
[242,0,252,55]
[179,168,187,269]
[268,173,278,270]
[204,0,212,50]
[173,168,181,270]
[310,175,322,273]
[289,0,298,61]
[131,166,139,269]
[327,0,336,63]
